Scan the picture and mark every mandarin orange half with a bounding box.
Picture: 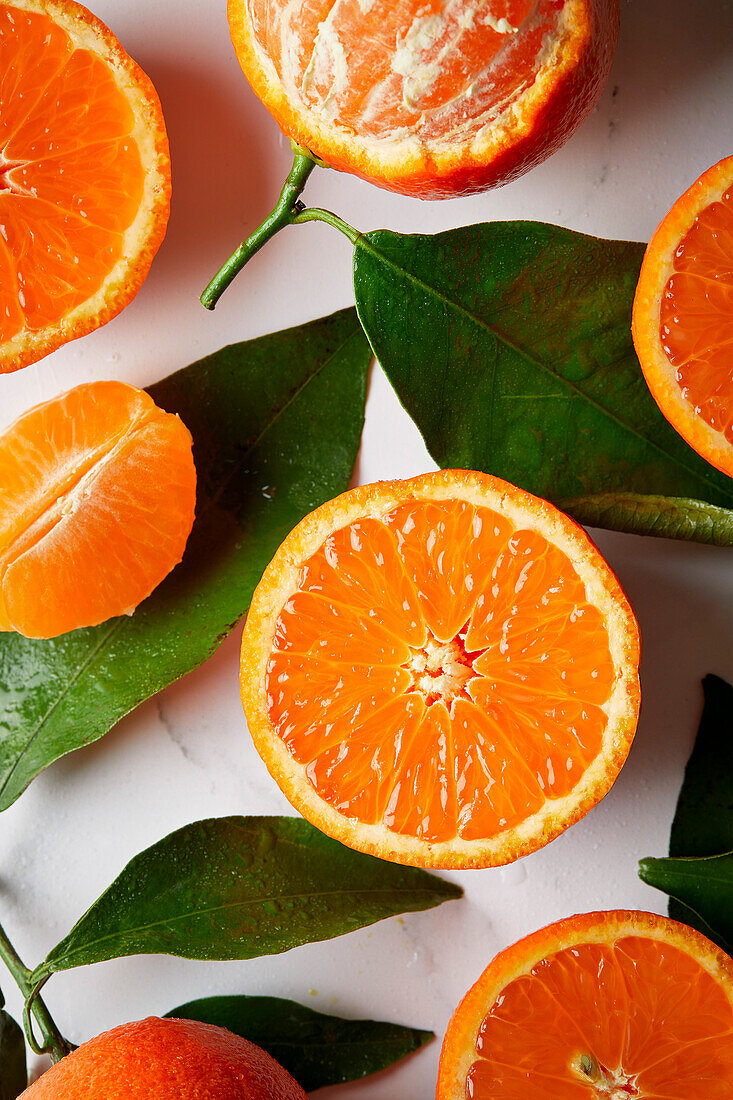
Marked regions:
[0,0,170,373]
[0,381,196,638]
[240,470,640,869]
[437,910,733,1099]
[228,0,619,198]
[633,155,733,480]
[20,1016,308,1099]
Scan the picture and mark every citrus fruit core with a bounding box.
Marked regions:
[243,471,640,867]
[230,0,619,196]
[0,0,170,372]
[439,913,733,1099]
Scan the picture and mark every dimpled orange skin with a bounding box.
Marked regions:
[20,1017,308,1100]
[437,910,733,1100]
[0,0,171,373]
[227,0,619,198]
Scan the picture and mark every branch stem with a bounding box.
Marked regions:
[201,149,318,310]
[200,147,361,309]
[0,920,70,1063]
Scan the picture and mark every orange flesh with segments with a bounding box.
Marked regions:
[465,935,733,1098]
[660,186,733,442]
[266,497,616,845]
[247,0,566,145]
[0,3,142,338]
[0,381,196,638]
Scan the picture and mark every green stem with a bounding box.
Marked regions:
[201,149,317,310]
[290,206,360,243]
[200,146,360,309]
[0,920,70,1063]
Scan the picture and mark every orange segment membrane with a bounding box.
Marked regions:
[0,383,195,637]
[248,0,567,144]
[0,2,145,338]
[468,937,733,1098]
[265,498,615,843]
[660,187,733,441]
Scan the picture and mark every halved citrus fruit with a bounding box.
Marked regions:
[228,0,620,198]
[633,155,733,479]
[0,0,170,373]
[0,381,196,638]
[240,470,640,868]
[437,910,733,1099]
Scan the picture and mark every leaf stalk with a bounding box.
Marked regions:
[0,919,70,1063]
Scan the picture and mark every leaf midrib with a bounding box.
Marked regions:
[357,232,733,505]
[46,883,446,971]
[0,325,368,807]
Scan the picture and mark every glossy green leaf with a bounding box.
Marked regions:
[639,852,733,952]
[353,222,733,542]
[0,309,371,810]
[665,675,733,944]
[34,817,461,979]
[670,676,733,859]
[0,991,26,1100]
[167,994,432,1091]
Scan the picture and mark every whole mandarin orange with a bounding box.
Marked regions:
[21,1017,307,1099]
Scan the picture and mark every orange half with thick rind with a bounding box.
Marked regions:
[437,910,733,1099]
[0,380,196,638]
[633,155,733,480]
[0,0,170,373]
[228,0,619,198]
[241,470,640,869]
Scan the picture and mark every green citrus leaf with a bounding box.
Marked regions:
[639,676,733,951]
[665,675,733,946]
[166,994,432,1091]
[35,817,461,978]
[559,495,733,546]
[0,992,26,1100]
[352,222,733,542]
[639,853,733,953]
[0,309,370,810]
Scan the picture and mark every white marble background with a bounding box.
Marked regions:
[1,0,732,1093]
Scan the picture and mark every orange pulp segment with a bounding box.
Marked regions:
[0,381,196,638]
[438,910,733,1099]
[229,0,619,197]
[241,471,640,868]
[0,0,170,372]
[633,155,733,478]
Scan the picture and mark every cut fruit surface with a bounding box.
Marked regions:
[633,155,733,479]
[0,381,196,638]
[0,0,170,372]
[228,0,619,197]
[437,910,733,1099]
[241,470,640,868]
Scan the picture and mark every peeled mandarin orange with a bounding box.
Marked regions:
[633,155,733,479]
[20,1016,308,1099]
[227,0,619,198]
[437,910,733,1099]
[0,380,196,638]
[0,0,170,373]
[240,470,640,869]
